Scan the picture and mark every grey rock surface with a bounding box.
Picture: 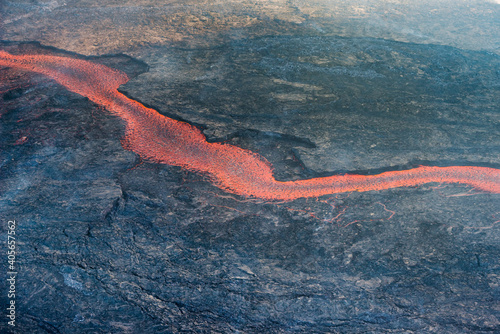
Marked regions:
[1,7,500,334]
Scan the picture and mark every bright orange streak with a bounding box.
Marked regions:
[1,50,499,201]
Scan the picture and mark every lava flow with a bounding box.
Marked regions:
[1,50,499,201]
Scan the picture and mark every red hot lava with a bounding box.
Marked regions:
[1,50,499,201]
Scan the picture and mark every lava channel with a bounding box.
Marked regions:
[1,50,499,201]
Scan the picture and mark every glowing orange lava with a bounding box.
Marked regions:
[1,50,499,201]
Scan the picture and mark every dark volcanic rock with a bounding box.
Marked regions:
[1,39,499,334]
[123,36,500,174]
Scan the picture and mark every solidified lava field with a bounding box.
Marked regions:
[1,2,500,333]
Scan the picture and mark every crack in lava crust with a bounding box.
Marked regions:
[1,50,499,201]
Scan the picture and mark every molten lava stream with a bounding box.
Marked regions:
[1,50,499,201]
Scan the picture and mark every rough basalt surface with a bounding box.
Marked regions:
[1,27,500,334]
